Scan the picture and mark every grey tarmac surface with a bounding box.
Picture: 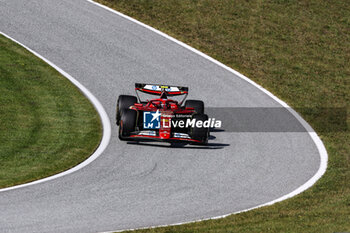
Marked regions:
[0,0,321,232]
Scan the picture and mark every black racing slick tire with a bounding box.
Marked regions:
[116,95,137,125]
[191,113,209,144]
[185,100,204,114]
[119,109,137,140]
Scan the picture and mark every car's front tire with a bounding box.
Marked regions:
[116,95,137,125]
[119,109,137,140]
[190,113,209,144]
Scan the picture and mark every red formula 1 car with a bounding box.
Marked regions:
[116,83,209,144]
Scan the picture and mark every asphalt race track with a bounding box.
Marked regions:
[0,0,324,232]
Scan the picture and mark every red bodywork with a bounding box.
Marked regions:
[118,84,205,143]
[128,98,202,143]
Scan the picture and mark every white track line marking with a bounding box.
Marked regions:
[86,1,328,232]
[0,31,112,193]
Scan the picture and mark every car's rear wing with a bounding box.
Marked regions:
[135,83,188,104]
[135,83,188,96]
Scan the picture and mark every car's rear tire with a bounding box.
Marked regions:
[185,100,204,114]
[119,109,137,140]
[116,95,137,125]
[191,113,209,144]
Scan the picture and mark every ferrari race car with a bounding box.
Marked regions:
[116,83,210,144]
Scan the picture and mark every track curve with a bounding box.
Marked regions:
[0,0,326,232]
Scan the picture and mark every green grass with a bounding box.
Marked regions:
[0,35,102,188]
[96,0,350,232]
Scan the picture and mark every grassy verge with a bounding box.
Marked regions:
[96,0,349,232]
[0,35,102,188]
